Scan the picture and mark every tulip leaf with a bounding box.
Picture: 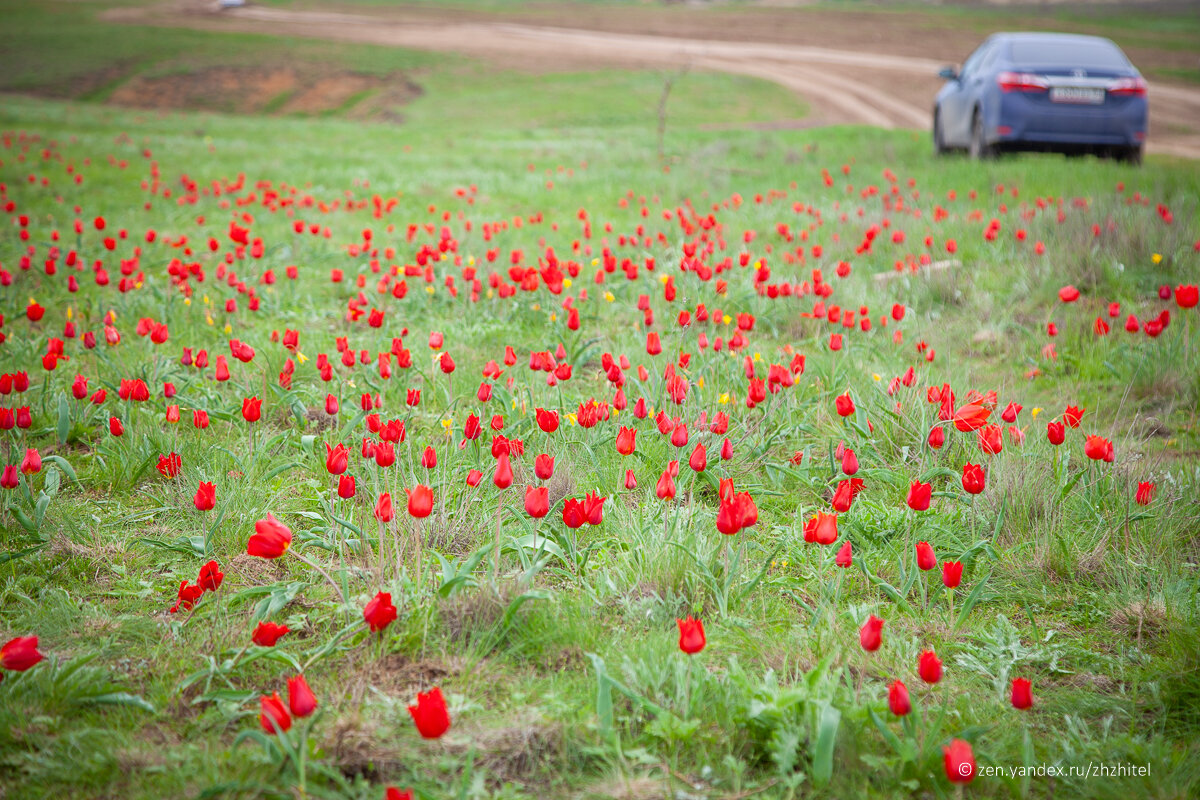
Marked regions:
[56,393,70,444]
[0,543,48,564]
[80,692,156,713]
[44,454,78,484]
[263,461,300,483]
[501,589,551,629]
[586,653,613,736]
[811,700,840,788]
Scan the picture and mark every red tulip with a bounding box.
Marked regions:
[943,739,976,784]
[1063,405,1084,428]
[1135,481,1155,505]
[677,616,706,654]
[407,485,434,518]
[337,474,356,499]
[915,541,937,570]
[562,497,586,528]
[534,454,555,480]
[961,463,985,495]
[927,426,945,449]
[906,481,932,511]
[493,452,513,489]
[252,621,290,647]
[1046,420,1065,445]
[1011,677,1033,709]
[952,402,991,432]
[977,425,1003,455]
[156,452,181,478]
[615,426,637,455]
[806,511,839,545]
[624,468,638,489]
[888,680,911,716]
[835,540,853,568]
[655,469,676,500]
[1176,284,1198,309]
[242,396,262,423]
[1058,285,1080,302]
[466,469,483,487]
[197,560,224,592]
[1084,435,1113,462]
[325,443,349,475]
[942,561,963,588]
[1,465,19,489]
[193,409,210,429]
[1001,402,1022,423]
[288,674,318,718]
[918,650,943,684]
[259,692,292,734]
[385,789,414,800]
[535,407,559,433]
[408,686,451,738]
[324,394,339,415]
[109,417,124,436]
[0,636,45,671]
[364,591,398,632]
[859,615,884,651]
[524,486,549,518]
[583,491,606,525]
[835,393,855,417]
[374,492,394,522]
[841,448,859,475]
[247,513,292,559]
[688,442,707,472]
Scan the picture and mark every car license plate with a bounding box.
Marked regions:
[1050,87,1104,104]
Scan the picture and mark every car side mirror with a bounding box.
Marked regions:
[938,66,959,81]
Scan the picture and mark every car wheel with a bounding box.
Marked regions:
[1116,146,1144,166]
[969,111,995,160]
[933,109,949,156]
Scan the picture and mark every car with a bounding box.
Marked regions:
[933,32,1148,163]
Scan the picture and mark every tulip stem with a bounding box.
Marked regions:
[290,549,345,604]
[492,495,503,587]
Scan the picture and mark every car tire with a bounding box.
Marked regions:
[1116,146,1144,166]
[969,111,995,160]
[933,109,949,156]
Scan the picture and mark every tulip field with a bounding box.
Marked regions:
[2,44,1200,799]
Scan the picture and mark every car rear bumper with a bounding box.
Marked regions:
[993,93,1146,147]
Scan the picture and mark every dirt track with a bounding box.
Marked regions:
[103,2,1200,158]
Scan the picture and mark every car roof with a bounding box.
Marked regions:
[988,32,1119,46]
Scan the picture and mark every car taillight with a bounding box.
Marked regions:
[1109,77,1147,96]
[997,71,1048,92]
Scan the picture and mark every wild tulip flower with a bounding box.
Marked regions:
[405,485,433,518]
[835,541,853,568]
[928,426,945,449]
[840,448,859,475]
[562,497,587,528]
[907,481,932,511]
[252,621,290,647]
[325,443,349,475]
[247,513,292,558]
[1,636,45,671]
[952,403,991,432]
[1011,678,1033,709]
[835,393,855,417]
[374,492,394,523]
[408,687,451,738]
[942,561,963,588]
[962,463,985,495]
[689,442,707,472]
[386,789,414,800]
[624,469,637,489]
[1046,420,1065,445]
[259,692,292,734]
[534,454,554,480]
[156,452,181,479]
[860,615,884,651]
[193,409,210,429]
[1084,435,1114,462]
[197,560,224,592]
[888,680,911,716]
[493,452,513,489]
[1135,481,1155,505]
[655,469,676,500]
[524,486,549,518]
[535,408,559,433]
[1063,405,1084,428]
[807,512,839,545]
[287,674,318,718]
[1175,284,1199,308]
[977,425,1003,455]
[109,417,124,436]
[583,492,606,525]
[364,591,398,632]
[20,448,42,475]
[1,465,19,489]
[192,481,217,511]
[242,396,262,423]
[337,475,356,499]
[915,541,937,570]
[466,469,483,487]
[677,616,706,654]
[918,650,943,684]
[943,739,976,784]
[721,437,733,460]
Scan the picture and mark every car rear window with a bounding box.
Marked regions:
[1010,40,1128,69]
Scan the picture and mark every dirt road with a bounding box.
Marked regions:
[103,2,1200,158]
